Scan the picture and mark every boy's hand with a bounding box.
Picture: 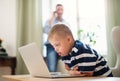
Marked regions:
[66,65,93,77]
[81,71,93,77]
[69,70,93,77]
[68,66,84,76]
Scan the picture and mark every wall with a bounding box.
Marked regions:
[0,0,16,56]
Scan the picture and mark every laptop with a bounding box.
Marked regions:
[18,42,81,78]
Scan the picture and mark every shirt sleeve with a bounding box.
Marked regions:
[77,43,97,71]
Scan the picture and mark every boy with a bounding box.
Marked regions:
[48,24,113,77]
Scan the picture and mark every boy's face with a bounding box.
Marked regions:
[49,35,72,57]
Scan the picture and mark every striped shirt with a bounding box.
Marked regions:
[62,40,113,77]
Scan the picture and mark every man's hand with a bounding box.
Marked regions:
[53,11,57,18]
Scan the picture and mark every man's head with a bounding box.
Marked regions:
[55,4,63,18]
[48,24,74,57]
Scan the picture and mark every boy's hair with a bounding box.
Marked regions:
[48,24,73,41]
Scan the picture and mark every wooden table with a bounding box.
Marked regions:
[0,56,16,75]
[2,75,120,81]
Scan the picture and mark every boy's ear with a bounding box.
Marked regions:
[67,35,72,42]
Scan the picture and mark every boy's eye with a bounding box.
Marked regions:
[54,43,60,47]
[55,43,59,47]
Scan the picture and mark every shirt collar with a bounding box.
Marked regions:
[69,40,79,55]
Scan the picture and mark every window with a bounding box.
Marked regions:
[78,0,107,56]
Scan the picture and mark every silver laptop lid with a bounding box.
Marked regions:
[18,43,51,77]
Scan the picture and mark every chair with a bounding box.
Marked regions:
[111,26,120,77]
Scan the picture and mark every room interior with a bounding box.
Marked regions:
[0,0,120,80]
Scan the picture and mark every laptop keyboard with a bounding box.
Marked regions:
[50,72,71,77]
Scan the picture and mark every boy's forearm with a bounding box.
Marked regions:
[68,70,93,77]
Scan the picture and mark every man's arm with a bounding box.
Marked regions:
[43,11,57,34]
[49,11,57,26]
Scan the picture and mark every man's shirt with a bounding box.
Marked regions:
[62,40,113,77]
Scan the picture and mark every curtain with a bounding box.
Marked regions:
[105,0,120,67]
[16,0,42,74]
